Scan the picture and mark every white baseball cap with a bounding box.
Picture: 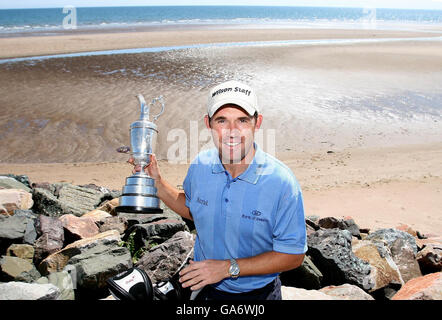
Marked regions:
[207,80,260,118]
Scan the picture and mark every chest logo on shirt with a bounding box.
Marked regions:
[242,210,267,222]
[197,197,208,206]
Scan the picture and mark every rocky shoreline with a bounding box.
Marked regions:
[0,174,440,300]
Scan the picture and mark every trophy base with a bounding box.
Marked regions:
[116,205,163,214]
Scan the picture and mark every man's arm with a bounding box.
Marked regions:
[130,154,192,221]
[179,251,305,291]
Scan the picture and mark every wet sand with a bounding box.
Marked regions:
[0,26,441,235]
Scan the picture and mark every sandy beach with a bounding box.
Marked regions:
[1,25,441,235]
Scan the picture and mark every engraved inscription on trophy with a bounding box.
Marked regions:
[116,94,165,214]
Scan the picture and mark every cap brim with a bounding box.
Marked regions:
[208,98,257,118]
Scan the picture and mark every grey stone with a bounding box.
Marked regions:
[0,255,41,282]
[307,228,373,290]
[416,244,442,274]
[0,281,60,300]
[126,218,187,253]
[0,211,37,254]
[66,240,132,290]
[366,228,418,254]
[280,255,323,289]
[0,176,31,192]
[32,183,117,217]
[35,271,75,300]
[390,238,422,282]
[117,212,166,229]
[318,217,361,239]
[136,231,194,283]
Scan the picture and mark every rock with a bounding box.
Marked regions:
[319,283,375,300]
[0,211,37,254]
[395,223,418,237]
[0,189,33,215]
[59,214,99,243]
[97,197,120,216]
[390,238,422,282]
[82,209,112,223]
[0,176,31,192]
[126,218,187,253]
[0,282,61,300]
[97,216,128,234]
[117,212,166,229]
[317,216,361,239]
[366,228,418,255]
[34,233,65,265]
[66,240,132,296]
[416,244,442,274]
[307,229,373,290]
[280,255,323,289]
[281,286,336,300]
[33,215,65,263]
[35,270,75,300]
[0,255,41,282]
[352,240,404,292]
[32,183,116,217]
[38,230,121,275]
[391,272,442,300]
[136,231,194,284]
[6,243,34,262]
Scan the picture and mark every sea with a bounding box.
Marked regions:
[1,5,442,34]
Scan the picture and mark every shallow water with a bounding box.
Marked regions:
[0,40,441,163]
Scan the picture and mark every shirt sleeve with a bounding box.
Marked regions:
[272,181,307,255]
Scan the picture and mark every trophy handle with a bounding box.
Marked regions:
[150,95,165,122]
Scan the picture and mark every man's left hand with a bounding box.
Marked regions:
[179,259,230,291]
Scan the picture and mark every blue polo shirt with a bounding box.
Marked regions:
[183,143,307,293]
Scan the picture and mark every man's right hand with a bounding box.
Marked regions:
[128,154,162,182]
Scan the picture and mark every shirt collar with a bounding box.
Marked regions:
[211,142,267,185]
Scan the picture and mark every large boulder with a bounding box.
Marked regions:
[352,240,404,292]
[0,176,31,192]
[59,214,99,243]
[32,183,117,217]
[66,240,132,298]
[38,230,121,275]
[0,189,33,215]
[366,228,418,254]
[0,282,60,300]
[0,255,41,282]
[33,215,65,264]
[307,228,373,290]
[416,244,441,274]
[35,270,75,300]
[136,231,194,284]
[125,218,187,254]
[0,211,37,254]
[389,238,422,282]
[317,216,361,239]
[391,272,442,300]
[6,243,34,262]
[280,255,323,289]
[319,283,375,300]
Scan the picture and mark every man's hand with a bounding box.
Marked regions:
[128,154,162,181]
[179,259,230,291]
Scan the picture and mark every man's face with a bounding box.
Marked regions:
[205,104,262,164]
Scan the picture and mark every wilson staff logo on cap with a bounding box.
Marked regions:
[207,80,260,118]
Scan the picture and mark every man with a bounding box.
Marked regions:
[133,80,307,300]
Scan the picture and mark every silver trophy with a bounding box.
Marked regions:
[116,94,165,214]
